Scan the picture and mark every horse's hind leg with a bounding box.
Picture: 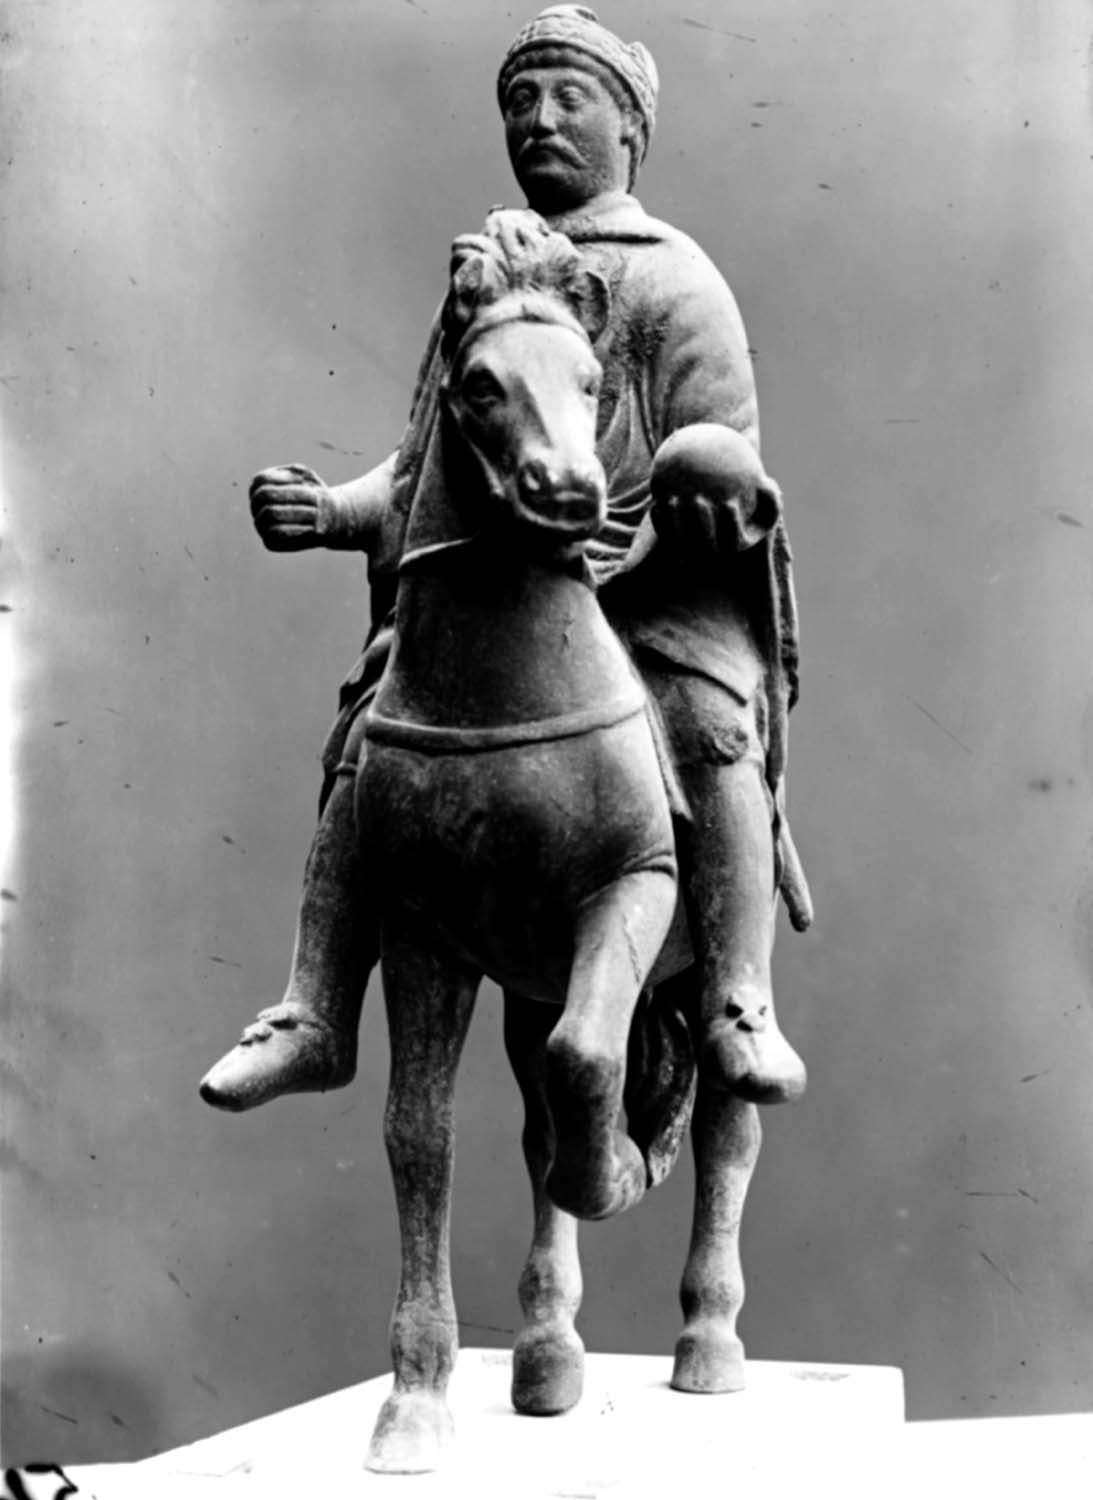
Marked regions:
[366,931,478,1474]
[545,868,676,1221]
[504,993,584,1415]
[672,1067,761,1393]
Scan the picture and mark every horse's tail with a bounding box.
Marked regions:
[624,979,697,1190]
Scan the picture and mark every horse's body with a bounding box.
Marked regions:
[358,213,759,1474]
[366,558,683,1002]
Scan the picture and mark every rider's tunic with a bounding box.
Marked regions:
[324,194,801,880]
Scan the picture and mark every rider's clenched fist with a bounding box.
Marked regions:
[249,464,338,551]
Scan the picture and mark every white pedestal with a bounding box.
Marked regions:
[66,1349,904,1498]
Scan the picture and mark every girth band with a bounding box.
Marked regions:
[364,691,646,754]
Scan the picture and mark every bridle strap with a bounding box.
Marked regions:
[448,294,592,370]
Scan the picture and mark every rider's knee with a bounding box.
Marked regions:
[692,718,754,767]
[318,703,372,817]
[659,674,766,773]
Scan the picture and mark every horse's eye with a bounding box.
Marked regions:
[582,373,601,399]
[462,369,504,410]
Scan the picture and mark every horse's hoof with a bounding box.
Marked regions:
[671,1326,746,1393]
[512,1325,585,1414]
[198,1004,355,1112]
[701,1013,806,1106]
[365,1388,455,1474]
[546,1129,646,1220]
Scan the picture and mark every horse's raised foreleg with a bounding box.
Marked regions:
[365,931,479,1475]
[503,993,584,1415]
[672,1070,761,1392]
[545,868,677,1221]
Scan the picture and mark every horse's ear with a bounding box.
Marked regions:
[443,236,491,352]
[572,269,611,345]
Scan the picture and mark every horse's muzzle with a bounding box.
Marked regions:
[514,457,607,539]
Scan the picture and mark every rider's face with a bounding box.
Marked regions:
[503,64,636,215]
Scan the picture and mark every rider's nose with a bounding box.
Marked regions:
[530,94,560,134]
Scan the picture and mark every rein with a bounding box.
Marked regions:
[364,687,646,756]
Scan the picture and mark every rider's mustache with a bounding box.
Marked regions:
[519,136,582,167]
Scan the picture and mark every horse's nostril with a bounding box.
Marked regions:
[518,460,549,496]
[518,460,605,503]
[515,459,606,532]
[576,468,606,502]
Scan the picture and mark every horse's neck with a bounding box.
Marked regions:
[376,545,639,729]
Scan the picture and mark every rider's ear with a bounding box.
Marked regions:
[572,269,610,345]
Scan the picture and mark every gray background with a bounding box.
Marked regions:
[3,0,1093,1466]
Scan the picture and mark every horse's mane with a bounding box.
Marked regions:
[442,209,608,360]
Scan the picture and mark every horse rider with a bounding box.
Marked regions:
[201,4,811,1119]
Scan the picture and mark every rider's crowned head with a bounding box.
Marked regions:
[498,6,659,213]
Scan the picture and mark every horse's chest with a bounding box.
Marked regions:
[359,715,675,996]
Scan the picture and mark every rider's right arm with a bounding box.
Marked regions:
[320,452,399,552]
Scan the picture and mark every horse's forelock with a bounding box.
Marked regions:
[443,212,593,360]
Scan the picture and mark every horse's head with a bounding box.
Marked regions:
[441,211,610,548]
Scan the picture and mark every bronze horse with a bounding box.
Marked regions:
[359,212,763,1473]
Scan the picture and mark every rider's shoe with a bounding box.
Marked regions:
[199,1001,356,1112]
[702,986,806,1105]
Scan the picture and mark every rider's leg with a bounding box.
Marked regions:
[199,723,377,1112]
[646,666,806,1105]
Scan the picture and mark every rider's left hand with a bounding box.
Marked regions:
[651,423,782,556]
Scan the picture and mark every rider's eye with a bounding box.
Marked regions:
[506,87,535,115]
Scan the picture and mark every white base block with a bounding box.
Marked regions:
[66,1349,904,1498]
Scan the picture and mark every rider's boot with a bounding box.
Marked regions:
[199,770,377,1112]
[700,978,807,1105]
